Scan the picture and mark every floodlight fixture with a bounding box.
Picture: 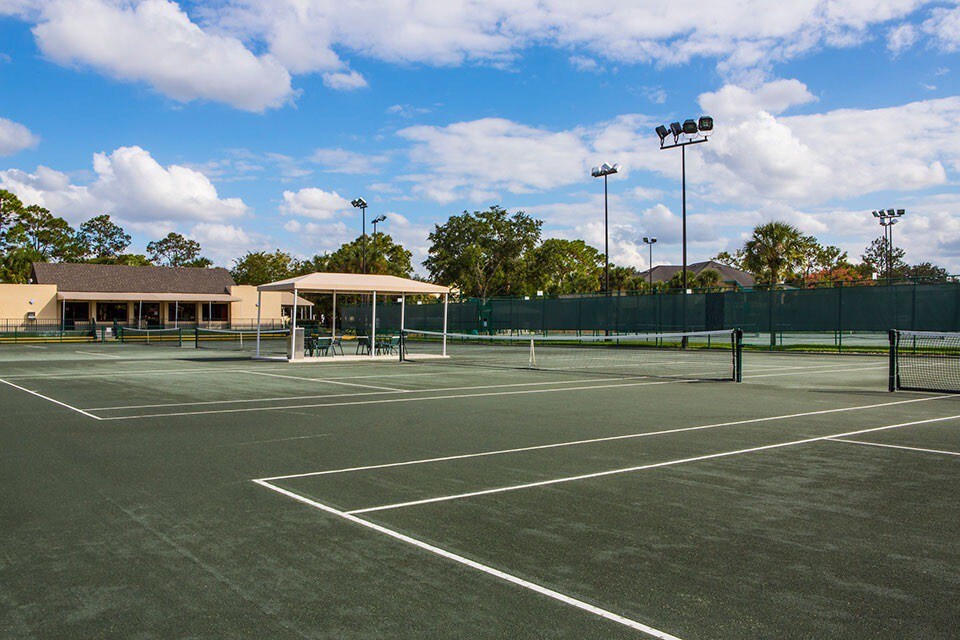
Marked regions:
[896,209,905,216]
[669,122,683,138]
[591,162,620,178]
[351,198,367,209]
[656,125,670,144]
[352,197,369,273]
[682,119,698,135]
[372,214,387,224]
[698,116,713,132]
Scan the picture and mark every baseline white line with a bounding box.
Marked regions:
[0,366,264,380]
[227,433,333,447]
[258,394,953,482]
[87,376,624,411]
[345,414,960,515]
[828,438,960,457]
[243,369,404,391]
[745,365,885,379]
[75,350,121,358]
[96,378,689,420]
[253,479,682,640]
[0,377,102,420]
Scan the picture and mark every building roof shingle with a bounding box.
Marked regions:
[31,263,236,294]
[638,260,756,287]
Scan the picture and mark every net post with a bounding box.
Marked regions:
[888,329,897,392]
[177,328,182,348]
[194,327,199,349]
[734,328,743,382]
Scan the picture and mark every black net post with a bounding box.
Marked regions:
[888,329,898,392]
[399,330,406,362]
[194,327,200,349]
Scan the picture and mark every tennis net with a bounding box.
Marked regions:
[889,329,960,392]
[117,327,183,346]
[195,328,290,355]
[401,329,743,381]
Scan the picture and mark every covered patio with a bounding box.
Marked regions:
[255,273,451,361]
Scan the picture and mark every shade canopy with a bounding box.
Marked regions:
[258,272,449,295]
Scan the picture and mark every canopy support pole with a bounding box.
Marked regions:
[255,290,262,357]
[61,298,65,332]
[400,294,406,361]
[332,292,337,339]
[291,288,298,360]
[371,292,377,358]
[442,293,449,356]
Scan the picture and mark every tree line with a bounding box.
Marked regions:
[1,191,950,296]
[0,189,212,282]
[713,221,949,288]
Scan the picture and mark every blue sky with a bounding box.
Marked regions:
[1,0,959,273]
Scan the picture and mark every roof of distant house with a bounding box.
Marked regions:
[638,260,756,287]
[31,262,236,294]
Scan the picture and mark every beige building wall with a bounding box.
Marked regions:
[0,284,60,323]
[230,285,288,324]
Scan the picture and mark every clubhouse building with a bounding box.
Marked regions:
[0,262,311,329]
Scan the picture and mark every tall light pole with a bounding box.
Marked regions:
[591,162,620,293]
[351,198,368,273]
[872,208,905,283]
[643,237,657,287]
[371,214,386,271]
[656,116,713,339]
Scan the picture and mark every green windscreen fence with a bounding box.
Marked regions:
[340,283,960,351]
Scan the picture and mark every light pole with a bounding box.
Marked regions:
[371,214,386,271]
[872,208,905,283]
[351,198,368,273]
[643,237,657,287]
[655,116,713,339]
[591,162,620,293]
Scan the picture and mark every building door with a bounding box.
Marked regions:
[63,302,91,328]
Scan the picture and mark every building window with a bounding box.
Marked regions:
[64,302,91,323]
[202,303,228,322]
[137,303,161,326]
[96,302,128,323]
[168,303,197,322]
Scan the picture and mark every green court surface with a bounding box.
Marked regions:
[2,342,959,639]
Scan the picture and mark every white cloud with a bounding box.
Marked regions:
[0,117,39,155]
[280,187,352,219]
[33,0,293,112]
[887,23,918,55]
[398,118,590,202]
[922,5,960,52]
[189,222,267,264]
[321,69,368,90]
[569,56,602,73]
[310,148,388,174]
[209,0,935,78]
[698,79,817,120]
[0,145,249,224]
[386,104,433,118]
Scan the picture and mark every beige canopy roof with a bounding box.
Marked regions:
[57,292,241,302]
[279,292,314,307]
[258,272,449,295]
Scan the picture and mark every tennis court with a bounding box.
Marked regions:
[2,338,958,639]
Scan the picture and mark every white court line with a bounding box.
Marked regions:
[828,438,960,457]
[0,377,102,420]
[94,363,908,421]
[345,414,960,515]
[75,350,121,358]
[227,433,333,447]
[87,376,624,411]
[253,479,682,640]
[243,369,405,392]
[745,365,885,379]
[96,378,688,420]
[259,394,953,482]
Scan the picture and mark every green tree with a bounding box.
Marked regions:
[231,250,300,285]
[860,236,906,279]
[713,249,746,271]
[77,214,131,259]
[0,189,24,251]
[905,262,950,283]
[0,246,44,283]
[742,221,807,285]
[524,238,603,295]
[794,236,849,286]
[7,205,82,261]
[425,206,542,299]
[694,268,725,290]
[608,265,647,292]
[147,232,211,267]
[325,233,412,277]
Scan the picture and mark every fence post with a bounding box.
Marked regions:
[768,286,776,350]
[837,283,843,353]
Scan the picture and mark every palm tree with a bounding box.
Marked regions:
[742,222,806,286]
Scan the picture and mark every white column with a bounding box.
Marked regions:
[255,290,262,357]
[370,291,377,357]
[331,292,337,339]
[291,288,299,360]
[400,294,406,361]
[138,300,142,328]
[442,292,449,357]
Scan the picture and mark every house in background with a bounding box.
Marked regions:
[638,260,756,289]
[0,263,311,329]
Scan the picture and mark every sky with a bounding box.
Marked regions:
[0,0,959,274]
